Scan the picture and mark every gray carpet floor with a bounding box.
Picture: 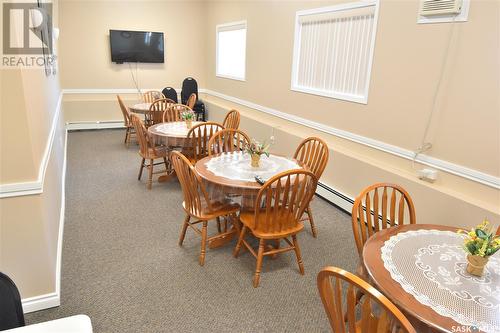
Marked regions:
[25,129,357,333]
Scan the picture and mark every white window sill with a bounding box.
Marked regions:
[291,85,368,104]
[216,74,246,82]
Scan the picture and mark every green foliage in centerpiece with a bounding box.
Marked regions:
[246,139,270,157]
[181,110,195,120]
[459,219,500,257]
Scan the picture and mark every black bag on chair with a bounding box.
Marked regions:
[181,77,205,121]
[181,77,198,105]
[161,87,178,103]
[0,272,25,330]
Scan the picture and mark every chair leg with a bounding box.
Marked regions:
[271,239,280,259]
[233,226,247,258]
[138,158,145,180]
[216,217,222,233]
[199,220,208,266]
[178,215,190,246]
[306,204,317,238]
[127,128,132,147]
[292,235,305,275]
[147,159,154,189]
[163,157,169,171]
[253,238,265,288]
[124,128,129,144]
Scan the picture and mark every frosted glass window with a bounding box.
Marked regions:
[291,2,379,104]
[216,21,246,81]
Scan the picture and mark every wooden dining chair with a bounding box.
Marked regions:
[146,98,176,127]
[116,95,136,146]
[186,93,197,109]
[171,151,240,266]
[234,170,318,287]
[186,122,224,163]
[208,129,250,155]
[130,114,169,189]
[317,266,416,333]
[142,90,165,103]
[163,104,191,123]
[352,183,416,256]
[222,109,240,129]
[293,137,329,238]
[351,183,416,281]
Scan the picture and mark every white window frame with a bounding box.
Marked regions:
[215,20,247,82]
[290,1,380,104]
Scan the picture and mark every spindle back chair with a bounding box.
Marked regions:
[117,95,135,146]
[234,169,318,287]
[293,137,329,237]
[171,151,240,266]
[317,266,416,333]
[222,109,240,129]
[208,129,250,155]
[186,122,224,163]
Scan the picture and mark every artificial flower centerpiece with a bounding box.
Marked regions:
[459,219,500,276]
[246,139,270,168]
[181,110,195,128]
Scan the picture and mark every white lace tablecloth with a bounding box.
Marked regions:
[129,102,151,113]
[205,152,301,182]
[381,229,500,332]
[153,121,202,138]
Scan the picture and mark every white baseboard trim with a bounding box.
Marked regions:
[201,89,500,190]
[22,292,60,313]
[21,129,67,314]
[66,120,125,131]
[0,93,63,198]
[316,182,354,214]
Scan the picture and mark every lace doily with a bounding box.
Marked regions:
[154,122,201,137]
[205,152,301,182]
[381,229,500,332]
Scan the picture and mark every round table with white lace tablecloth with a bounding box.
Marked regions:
[147,121,203,182]
[363,224,500,333]
[194,152,305,248]
[195,152,303,195]
[129,102,152,114]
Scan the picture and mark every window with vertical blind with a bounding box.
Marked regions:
[291,1,379,104]
[216,21,247,81]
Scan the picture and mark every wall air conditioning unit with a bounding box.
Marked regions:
[420,0,462,16]
[417,0,469,24]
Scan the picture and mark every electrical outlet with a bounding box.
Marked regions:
[418,168,438,183]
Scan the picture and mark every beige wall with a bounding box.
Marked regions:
[59,0,207,89]
[60,0,208,123]
[205,95,499,228]
[204,0,500,177]
[201,0,500,226]
[0,0,65,302]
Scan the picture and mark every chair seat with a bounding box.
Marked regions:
[183,200,240,220]
[239,209,304,239]
[140,146,170,159]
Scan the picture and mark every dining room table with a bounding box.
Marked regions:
[363,224,500,333]
[147,121,203,182]
[129,102,152,114]
[194,151,306,248]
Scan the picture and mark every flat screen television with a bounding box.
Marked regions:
[109,30,164,63]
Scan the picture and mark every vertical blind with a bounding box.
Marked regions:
[293,4,377,103]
